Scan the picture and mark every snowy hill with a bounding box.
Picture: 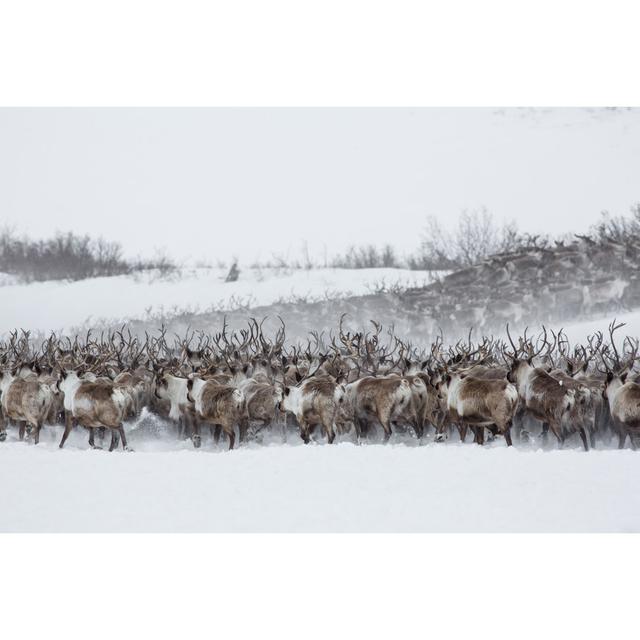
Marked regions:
[0,266,435,335]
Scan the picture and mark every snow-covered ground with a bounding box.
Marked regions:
[562,309,640,345]
[1,422,638,532]
[493,309,640,350]
[0,267,434,334]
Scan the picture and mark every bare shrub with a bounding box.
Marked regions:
[414,208,538,269]
[0,228,176,282]
[331,244,400,269]
[591,203,640,243]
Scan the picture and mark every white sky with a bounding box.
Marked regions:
[0,107,638,264]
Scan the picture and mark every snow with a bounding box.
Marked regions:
[1,423,638,532]
[561,309,640,346]
[0,267,435,334]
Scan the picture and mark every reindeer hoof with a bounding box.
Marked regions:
[435,434,446,443]
[0,432,6,442]
[90,445,103,450]
[192,435,201,449]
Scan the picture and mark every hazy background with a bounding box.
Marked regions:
[0,107,638,264]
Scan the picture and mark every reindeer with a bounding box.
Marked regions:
[280,376,344,444]
[186,377,245,450]
[1,317,639,455]
[237,377,283,440]
[153,370,197,442]
[504,326,589,450]
[344,375,413,442]
[0,369,56,443]
[599,323,640,449]
[58,370,130,451]
[436,371,518,446]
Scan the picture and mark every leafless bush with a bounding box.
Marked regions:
[0,228,176,282]
[413,208,540,269]
[364,279,413,295]
[331,244,400,269]
[591,204,640,243]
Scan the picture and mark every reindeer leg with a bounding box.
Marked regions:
[458,423,468,442]
[326,422,336,444]
[514,406,528,441]
[578,425,589,452]
[33,420,42,445]
[18,421,26,441]
[213,424,221,445]
[118,425,129,451]
[504,421,513,447]
[88,428,104,449]
[618,430,627,450]
[380,419,392,443]
[59,416,73,449]
[298,417,311,444]
[192,419,201,449]
[415,413,425,439]
[548,421,564,448]
[109,429,120,452]
[434,418,447,442]
[239,417,249,444]
[376,407,393,443]
[541,422,549,441]
[226,426,235,451]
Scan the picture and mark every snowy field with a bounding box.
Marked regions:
[1,421,638,532]
[0,266,434,333]
[2,263,640,532]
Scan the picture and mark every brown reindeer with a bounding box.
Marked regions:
[0,371,55,443]
[504,327,588,450]
[280,377,343,444]
[187,377,245,450]
[437,372,518,445]
[599,323,640,449]
[344,375,413,442]
[238,377,283,440]
[58,371,130,451]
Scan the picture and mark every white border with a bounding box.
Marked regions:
[1,1,640,106]
[3,534,638,639]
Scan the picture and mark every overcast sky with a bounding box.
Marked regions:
[0,108,638,264]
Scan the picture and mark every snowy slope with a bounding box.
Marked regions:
[561,310,640,345]
[1,435,638,532]
[0,267,434,334]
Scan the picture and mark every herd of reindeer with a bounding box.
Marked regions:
[0,316,639,452]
